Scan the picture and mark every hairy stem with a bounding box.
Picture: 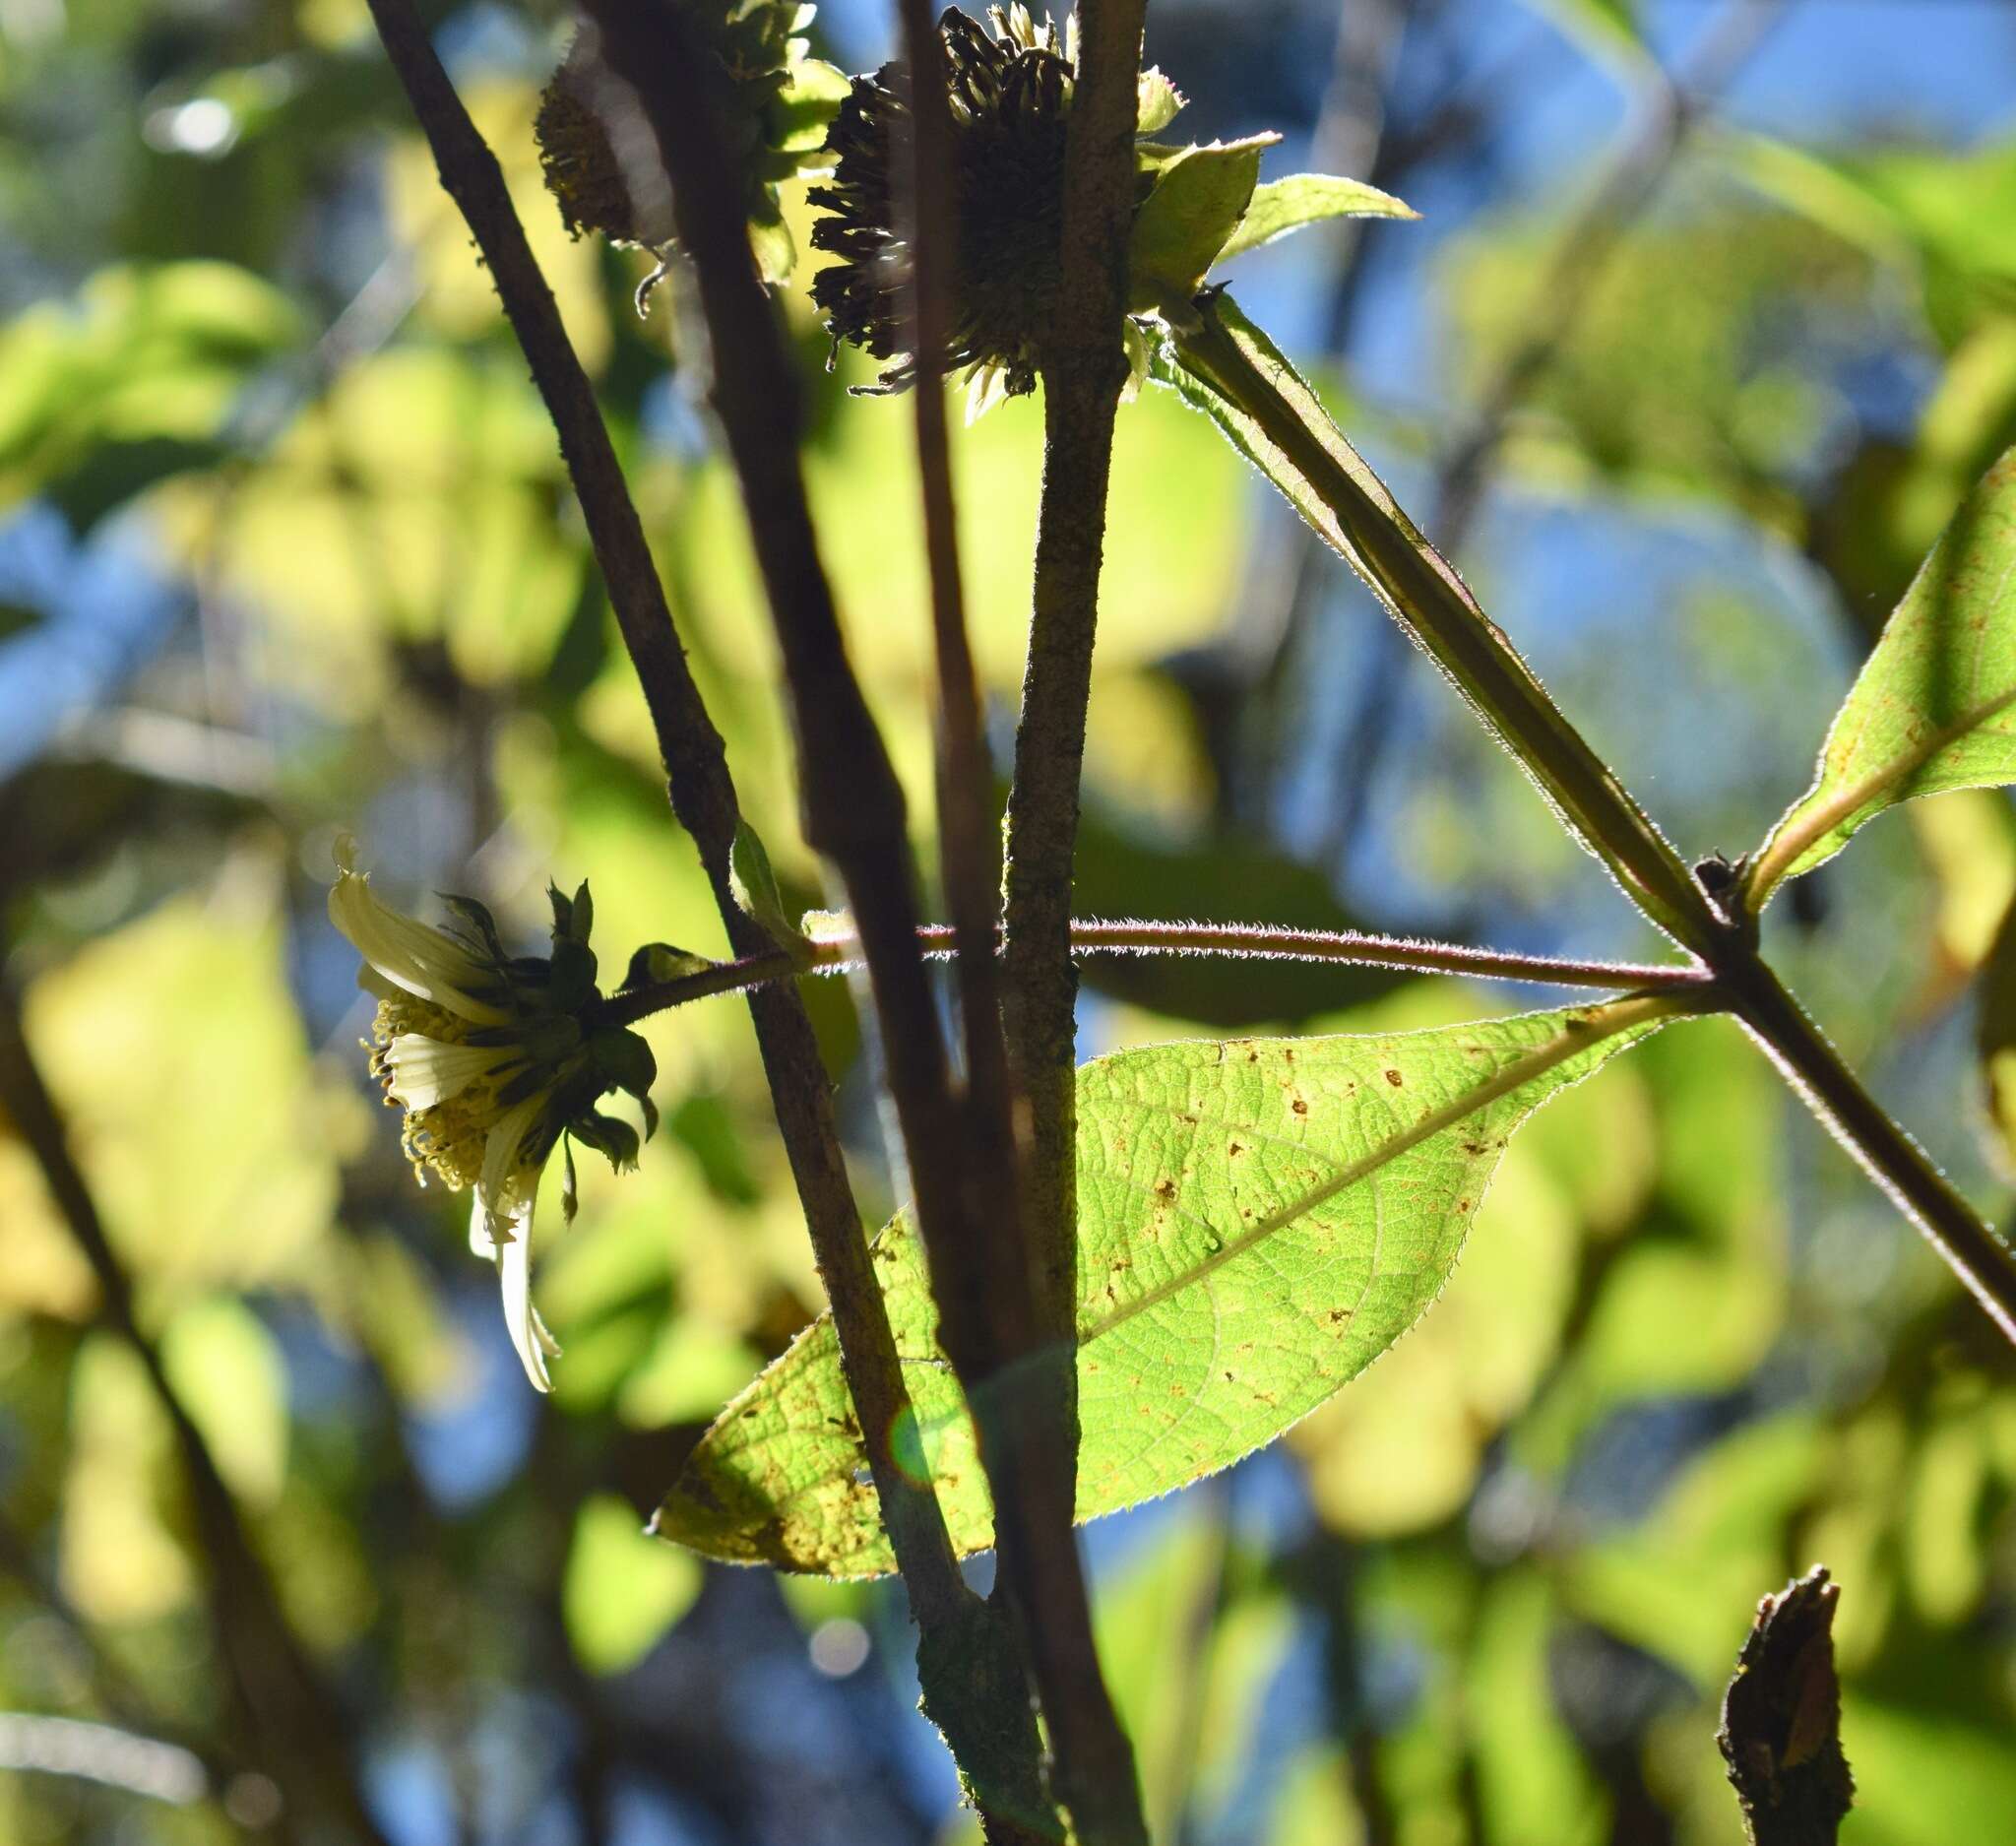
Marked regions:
[998,3,1154,1838]
[1727,956,2016,1343]
[598,918,1710,1028]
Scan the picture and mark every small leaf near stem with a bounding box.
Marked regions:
[1745,444,2016,909]
[1213,172,1418,266]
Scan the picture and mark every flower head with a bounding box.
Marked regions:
[808,9,1415,415]
[536,1,850,293]
[331,840,661,1391]
[809,6,1083,405]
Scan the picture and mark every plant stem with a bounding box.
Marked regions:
[1000,1,1153,1836]
[895,13,1058,1834]
[598,919,1710,1028]
[1158,283,2016,1346]
[1167,293,1718,953]
[572,4,1054,1830]
[364,0,984,1759]
[1726,956,2016,1344]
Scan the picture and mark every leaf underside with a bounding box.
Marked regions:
[655,1002,1672,1577]
[1752,443,2016,900]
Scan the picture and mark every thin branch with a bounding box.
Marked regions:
[359,0,973,1650]
[1727,956,2016,1343]
[1056,920,1704,989]
[598,918,1710,1027]
[0,979,386,1846]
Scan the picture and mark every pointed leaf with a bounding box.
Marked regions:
[1215,175,1418,266]
[655,998,1677,1576]
[729,818,813,963]
[1747,447,2016,906]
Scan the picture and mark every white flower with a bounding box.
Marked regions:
[330,838,657,1391]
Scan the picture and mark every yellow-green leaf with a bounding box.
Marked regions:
[1128,136,1279,315]
[655,998,1677,1576]
[1215,174,1418,266]
[1747,446,2016,905]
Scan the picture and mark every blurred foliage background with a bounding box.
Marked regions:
[2,0,2015,1841]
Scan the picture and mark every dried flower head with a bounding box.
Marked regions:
[331,839,661,1391]
[808,10,1418,415]
[536,0,849,295]
[809,6,1083,405]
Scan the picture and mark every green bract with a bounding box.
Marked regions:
[330,839,664,1391]
[535,1,850,290]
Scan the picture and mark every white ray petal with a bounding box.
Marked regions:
[382,1035,515,1110]
[479,1093,549,1224]
[328,868,507,1025]
[470,1194,497,1259]
[496,1208,552,1393]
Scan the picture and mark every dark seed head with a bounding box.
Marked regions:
[808,6,1077,398]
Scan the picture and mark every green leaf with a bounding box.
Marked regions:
[729,817,813,962]
[564,1493,702,1675]
[1746,446,2016,905]
[1127,136,1280,316]
[654,997,1677,1576]
[772,56,850,159]
[1136,68,1187,136]
[1214,174,1418,266]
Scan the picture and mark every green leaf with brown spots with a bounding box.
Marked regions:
[653,997,1679,1576]
[1746,446,2016,907]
